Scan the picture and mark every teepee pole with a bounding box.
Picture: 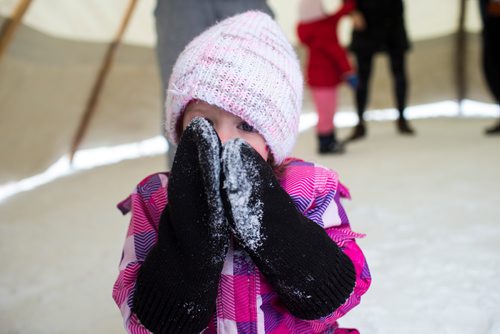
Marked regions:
[455,0,468,115]
[0,0,33,60]
[69,0,138,162]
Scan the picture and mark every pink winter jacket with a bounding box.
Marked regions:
[113,158,371,333]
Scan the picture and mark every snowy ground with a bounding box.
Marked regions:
[0,116,499,334]
[321,119,500,334]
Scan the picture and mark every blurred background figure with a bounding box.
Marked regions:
[479,0,500,135]
[297,0,358,154]
[347,0,415,141]
[155,0,274,168]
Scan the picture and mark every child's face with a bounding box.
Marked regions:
[182,100,269,161]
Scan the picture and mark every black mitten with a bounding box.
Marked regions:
[221,139,355,320]
[133,117,228,334]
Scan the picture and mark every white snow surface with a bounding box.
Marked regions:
[311,119,500,334]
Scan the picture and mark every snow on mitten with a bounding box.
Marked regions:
[133,117,228,334]
[221,139,355,320]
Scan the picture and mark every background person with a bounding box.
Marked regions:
[297,0,358,154]
[347,0,415,141]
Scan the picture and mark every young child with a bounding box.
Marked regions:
[113,11,371,334]
[297,0,358,154]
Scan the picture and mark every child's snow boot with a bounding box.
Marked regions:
[318,132,345,154]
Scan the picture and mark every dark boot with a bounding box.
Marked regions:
[485,119,500,135]
[346,123,366,142]
[318,132,345,154]
[397,117,415,135]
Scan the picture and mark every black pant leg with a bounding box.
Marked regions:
[388,49,408,117]
[355,51,375,123]
[482,17,500,105]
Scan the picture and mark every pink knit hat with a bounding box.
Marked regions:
[165,11,303,164]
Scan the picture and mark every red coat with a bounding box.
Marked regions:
[297,1,355,87]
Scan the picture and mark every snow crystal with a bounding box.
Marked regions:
[277,280,312,300]
[183,301,203,316]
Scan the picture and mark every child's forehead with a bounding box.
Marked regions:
[186,99,219,111]
[185,100,243,120]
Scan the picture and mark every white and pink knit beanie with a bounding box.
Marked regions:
[165,11,303,164]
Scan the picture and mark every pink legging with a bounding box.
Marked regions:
[311,86,338,135]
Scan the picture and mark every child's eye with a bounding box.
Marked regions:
[238,122,256,133]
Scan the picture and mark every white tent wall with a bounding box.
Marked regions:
[0,1,163,184]
[0,0,483,45]
[0,0,156,45]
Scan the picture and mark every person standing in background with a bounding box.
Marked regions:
[155,0,274,168]
[347,0,415,141]
[297,0,358,154]
[480,0,500,135]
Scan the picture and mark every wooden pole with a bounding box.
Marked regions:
[0,0,33,60]
[69,0,138,162]
[456,0,467,114]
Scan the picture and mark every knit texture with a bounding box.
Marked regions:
[165,11,303,165]
[221,139,356,319]
[133,118,228,334]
